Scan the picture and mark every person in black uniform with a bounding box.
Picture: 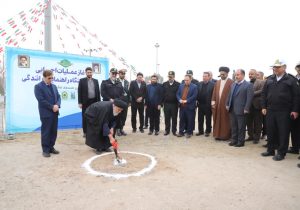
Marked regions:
[196,72,215,137]
[78,67,101,137]
[162,71,180,136]
[129,72,147,133]
[100,68,124,135]
[261,59,299,161]
[116,69,130,136]
[288,62,300,156]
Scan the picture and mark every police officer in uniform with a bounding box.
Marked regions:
[116,69,130,136]
[100,68,124,135]
[162,71,180,136]
[261,59,299,161]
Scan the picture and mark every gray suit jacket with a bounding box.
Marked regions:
[226,81,254,115]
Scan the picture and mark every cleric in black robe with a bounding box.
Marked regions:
[84,99,127,154]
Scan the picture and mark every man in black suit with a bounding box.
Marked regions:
[162,71,180,136]
[196,72,215,137]
[34,70,61,157]
[116,69,130,136]
[129,72,147,133]
[78,67,101,137]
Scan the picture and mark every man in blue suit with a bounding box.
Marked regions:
[226,69,253,147]
[145,74,164,135]
[34,70,61,157]
[176,74,198,138]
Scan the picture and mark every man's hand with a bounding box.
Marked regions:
[262,109,267,115]
[53,105,59,112]
[158,105,161,110]
[291,112,299,120]
[110,98,114,102]
[78,104,82,109]
[211,101,216,109]
[244,110,249,114]
[226,106,229,111]
[110,128,114,135]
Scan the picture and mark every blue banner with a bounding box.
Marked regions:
[5,47,109,133]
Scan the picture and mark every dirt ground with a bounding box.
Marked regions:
[1,122,300,210]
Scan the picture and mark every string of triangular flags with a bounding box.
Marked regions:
[0,0,50,54]
[51,2,136,74]
[0,0,137,75]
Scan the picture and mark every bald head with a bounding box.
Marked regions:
[249,69,257,81]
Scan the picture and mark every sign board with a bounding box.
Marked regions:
[5,47,109,133]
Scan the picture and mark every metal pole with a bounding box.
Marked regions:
[44,0,52,51]
[155,43,159,75]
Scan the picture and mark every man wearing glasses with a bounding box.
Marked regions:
[34,70,61,158]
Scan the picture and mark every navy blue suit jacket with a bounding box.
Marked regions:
[34,81,61,118]
[176,83,198,110]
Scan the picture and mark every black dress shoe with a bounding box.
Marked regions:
[261,151,275,157]
[177,133,184,137]
[172,132,177,136]
[148,131,153,135]
[185,134,192,138]
[253,140,259,144]
[298,156,300,160]
[140,129,144,133]
[132,128,137,133]
[104,148,112,152]
[50,148,60,154]
[196,132,204,136]
[298,163,300,168]
[42,152,50,157]
[164,131,169,136]
[204,133,210,137]
[234,143,244,147]
[273,154,285,161]
[143,126,148,129]
[245,137,253,141]
[116,129,122,136]
[287,148,299,154]
[95,149,102,155]
[120,130,127,136]
[229,141,237,146]
[155,131,159,136]
[262,144,268,148]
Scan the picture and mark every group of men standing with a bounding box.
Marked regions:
[34,59,300,167]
